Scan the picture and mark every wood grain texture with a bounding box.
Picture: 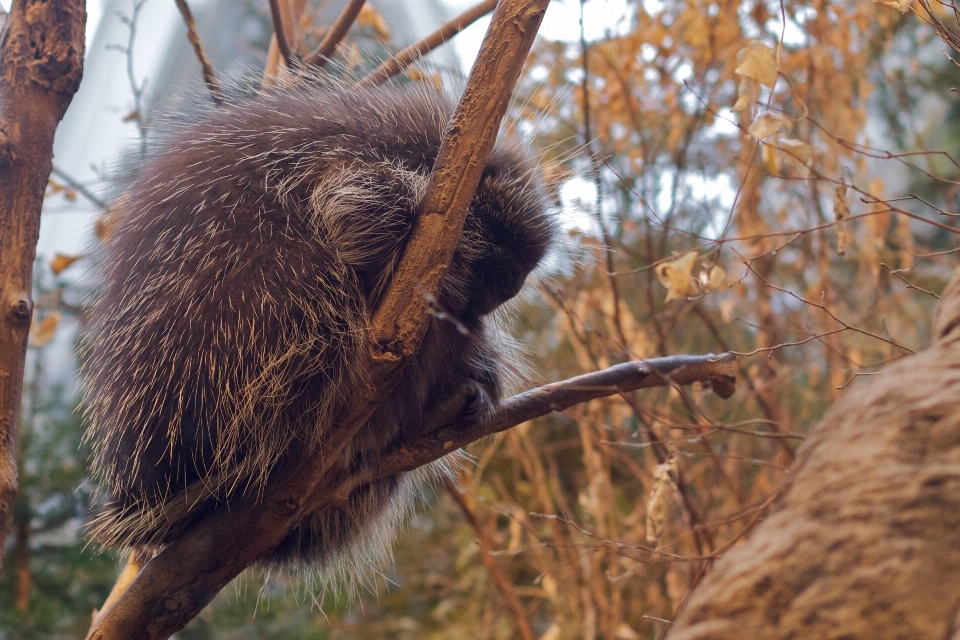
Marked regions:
[666,269,960,640]
[0,0,85,571]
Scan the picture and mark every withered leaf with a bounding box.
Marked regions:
[50,253,83,275]
[31,312,62,347]
[735,41,779,89]
[655,251,699,302]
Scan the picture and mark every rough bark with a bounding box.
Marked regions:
[0,0,84,570]
[666,267,960,640]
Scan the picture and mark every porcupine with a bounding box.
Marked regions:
[80,79,554,584]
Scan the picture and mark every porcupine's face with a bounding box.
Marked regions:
[375,143,555,450]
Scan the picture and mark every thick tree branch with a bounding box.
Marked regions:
[0,0,85,571]
[88,1,549,637]
[89,351,737,639]
[85,548,151,640]
[664,270,960,640]
[356,0,499,87]
[304,0,366,68]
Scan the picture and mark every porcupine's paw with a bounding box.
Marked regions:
[420,379,495,437]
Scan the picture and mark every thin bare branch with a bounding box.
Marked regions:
[343,354,739,493]
[444,477,536,640]
[267,0,296,68]
[305,0,366,68]
[357,0,498,86]
[50,166,108,210]
[173,0,223,104]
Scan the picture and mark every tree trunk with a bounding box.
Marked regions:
[0,0,85,568]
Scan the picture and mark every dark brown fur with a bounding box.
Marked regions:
[81,81,553,582]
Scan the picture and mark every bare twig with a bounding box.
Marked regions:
[743,261,916,355]
[105,0,148,157]
[173,0,223,104]
[305,0,367,68]
[267,0,296,68]
[881,263,942,299]
[579,0,629,358]
[50,166,108,210]
[341,354,739,495]
[356,0,498,86]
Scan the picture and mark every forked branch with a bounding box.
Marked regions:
[87,351,737,639]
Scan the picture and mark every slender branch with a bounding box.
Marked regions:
[263,0,307,80]
[579,0,629,357]
[173,0,223,104]
[305,0,367,68]
[267,0,296,68]
[88,1,549,637]
[0,0,85,572]
[366,0,545,360]
[106,0,148,157]
[357,0,498,87]
[344,354,738,494]
[50,166,108,210]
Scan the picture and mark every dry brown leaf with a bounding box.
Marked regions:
[655,251,699,302]
[541,574,558,598]
[748,113,791,140]
[732,77,760,112]
[735,40,778,89]
[646,455,679,544]
[50,253,83,275]
[762,142,781,173]
[357,4,390,41]
[699,264,727,292]
[94,217,112,241]
[720,298,735,323]
[778,138,816,177]
[872,0,912,12]
[31,312,62,347]
[47,178,78,201]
